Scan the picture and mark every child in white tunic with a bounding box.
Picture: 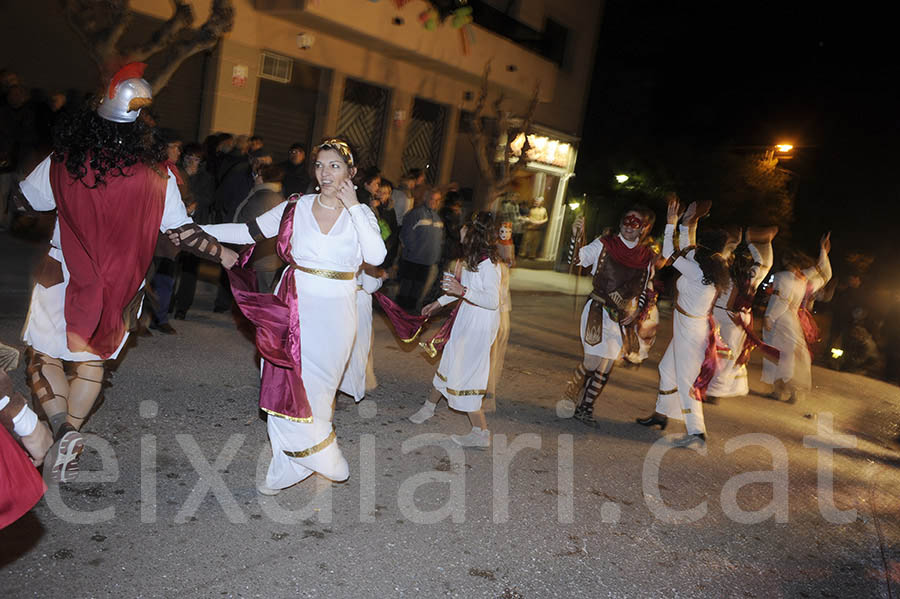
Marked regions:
[762,234,832,401]
[409,212,501,448]
[339,268,384,402]
[637,197,729,448]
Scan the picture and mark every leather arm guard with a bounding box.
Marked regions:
[166,223,233,264]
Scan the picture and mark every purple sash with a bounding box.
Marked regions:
[227,198,311,421]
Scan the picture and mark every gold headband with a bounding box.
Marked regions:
[316,138,355,168]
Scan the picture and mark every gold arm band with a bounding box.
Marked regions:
[283,430,337,458]
[659,387,678,395]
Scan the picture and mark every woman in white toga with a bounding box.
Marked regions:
[201,139,385,494]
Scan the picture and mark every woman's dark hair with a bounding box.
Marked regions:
[52,108,165,188]
[781,249,814,272]
[729,244,757,297]
[695,228,730,293]
[461,211,499,271]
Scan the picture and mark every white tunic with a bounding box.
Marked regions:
[433,259,501,412]
[654,225,717,435]
[20,156,191,361]
[576,235,653,359]
[339,272,383,402]
[707,242,773,397]
[761,249,831,390]
[202,195,385,488]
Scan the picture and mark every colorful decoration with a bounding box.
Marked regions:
[451,6,472,28]
[419,9,439,31]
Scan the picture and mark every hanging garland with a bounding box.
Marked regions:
[367,0,474,54]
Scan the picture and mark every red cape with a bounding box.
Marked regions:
[50,159,167,358]
[599,235,654,269]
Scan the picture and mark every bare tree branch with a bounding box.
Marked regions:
[148,0,234,94]
[124,0,194,62]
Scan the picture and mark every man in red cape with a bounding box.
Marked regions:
[16,63,237,482]
[564,205,658,425]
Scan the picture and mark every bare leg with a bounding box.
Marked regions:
[66,361,105,430]
[26,350,69,435]
[467,409,487,431]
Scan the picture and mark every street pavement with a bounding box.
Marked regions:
[1,230,899,599]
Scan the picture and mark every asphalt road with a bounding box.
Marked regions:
[1,231,899,599]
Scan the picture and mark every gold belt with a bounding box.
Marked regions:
[292,265,355,280]
[675,302,705,319]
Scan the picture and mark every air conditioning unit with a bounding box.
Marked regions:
[259,52,292,83]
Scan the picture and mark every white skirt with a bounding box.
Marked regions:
[22,248,134,362]
[707,307,750,397]
[579,299,625,359]
[433,300,500,412]
[338,289,376,402]
[762,310,811,390]
[264,268,356,489]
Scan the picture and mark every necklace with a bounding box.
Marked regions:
[316,194,338,211]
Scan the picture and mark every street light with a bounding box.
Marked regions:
[775,143,793,153]
[615,174,629,183]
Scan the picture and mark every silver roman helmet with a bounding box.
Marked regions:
[97,62,152,123]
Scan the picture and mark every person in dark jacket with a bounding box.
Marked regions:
[280,142,311,197]
[397,186,444,311]
[233,164,285,292]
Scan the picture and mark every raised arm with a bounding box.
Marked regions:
[803,232,832,292]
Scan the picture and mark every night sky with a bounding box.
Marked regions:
[578,0,899,280]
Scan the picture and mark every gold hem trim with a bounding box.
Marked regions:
[444,387,487,397]
[435,371,448,382]
[261,407,314,423]
[292,265,355,280]
[659,387,678,395]
[283,430,336,458]
[400,325,425,344]
[681,408,693,415]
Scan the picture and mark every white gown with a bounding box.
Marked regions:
[761,249,831,390]
[339,271,383,402]
[433,258,502,412]
[202,195,385,488]
[707,242,773,397]
[576,235,653,359]
[654,224,717,435]
[20,156,191,361]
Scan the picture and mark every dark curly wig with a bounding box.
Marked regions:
[52,107,165,188]
[695,227,731,293]
[461,211,500,271]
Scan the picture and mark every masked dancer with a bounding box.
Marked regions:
[563,205,657,426]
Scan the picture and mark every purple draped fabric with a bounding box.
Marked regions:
[732,312,781,366]
[227,197,311,421]
[373,292,427,341]
[691,314,730,402]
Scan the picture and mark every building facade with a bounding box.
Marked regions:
[2,0,603,262]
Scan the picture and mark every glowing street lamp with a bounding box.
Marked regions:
[775,143,793,153]
[615,174,629,184]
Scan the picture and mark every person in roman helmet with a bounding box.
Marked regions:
[15,63,237,482]
[563,204,657,425]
